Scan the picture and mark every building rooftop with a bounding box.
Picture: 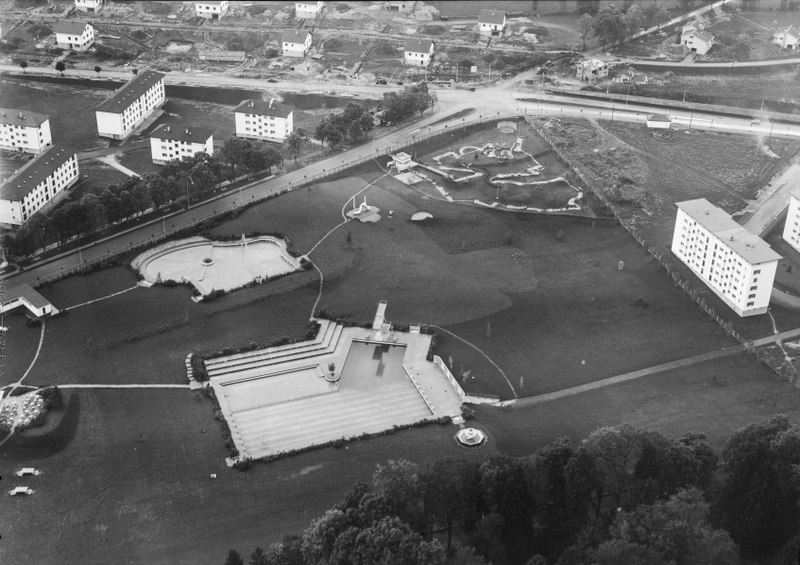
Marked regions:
[195,1,227,5]
[648,114,672,122]
[1,283,52,310]
[1,144,76,202]
[0,108,49,128]
[151,124,213,143]
[281,29,311,44]
[404,37,433,53]
[95,70,165,114]
[479,9,506,25]
[234,99,293,118]
[690,29,714,43]
[677,199,781,264]
[53,20,91,35]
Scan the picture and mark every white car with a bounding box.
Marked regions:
[15,468,40,477]
[8,487,34,496]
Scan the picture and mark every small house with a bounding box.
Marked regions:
[773,25,800,49]
[681,26,714,55]
[392,152,413,171]
[281,29,312,58]
[479,9,506,37]
[403,38,434,66]
[295,1,324,18]
[576,59,610,83]
[646,114,672,129]
[53,21,95,52]
[75,0,103,12]
[194,1,229,19]
[385,0,415,12]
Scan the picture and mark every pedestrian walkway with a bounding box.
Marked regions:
[96,154,140,177]
[57,384,189,389]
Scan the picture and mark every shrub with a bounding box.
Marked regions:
[423,25,447,35]
[248,4,268,15]
[38,386,64,410]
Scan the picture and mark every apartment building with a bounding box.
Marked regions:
[0,109,52,154]
[150,124,214,165]
[234,99,294,143]
[95,70,166,140]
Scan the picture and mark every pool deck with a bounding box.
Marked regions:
[208,322,464,460]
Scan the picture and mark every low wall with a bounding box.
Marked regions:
[432,355,466,403]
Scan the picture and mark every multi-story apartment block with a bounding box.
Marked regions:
[194,1,229,19]
[0,109,52,154]
[782,191,800,254]
[0,145,79,228]
[295,1,324,18]
[403,38,434,66]
[75,0,103,12]
[54,21,95,51]
[672,199,781,317]
[281,30,312,58]
[234,99,294,143]
[479,9,506,37]
[95,70,166,140]
[150,124,214,165]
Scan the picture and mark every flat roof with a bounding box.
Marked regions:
[234,99,293,118]
[54,20,91,35]
[1,283,52,309]
[151,124,213,143]
[281,29,311,44]
[0,108,49,128]
[404,37,433,53]
[479,9,506,25]
[677,199,781,264]
[95,70,165,114]
[0,144,76,202]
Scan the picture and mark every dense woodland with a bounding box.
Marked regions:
[223,416,800,565]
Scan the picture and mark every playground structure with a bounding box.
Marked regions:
[133,235,301,297]
[204,302,465,462]
[345,195,382,223]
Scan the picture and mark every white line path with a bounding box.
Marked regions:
[64,285,139,311]
[96,154,140,178]
[57,384,189,389]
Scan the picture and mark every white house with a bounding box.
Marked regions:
[281,29,312,58]
[0,144,79,228]
[150,124,214,165]
[646,114,672,129]
[782,191,800,254]
[576,59,610,82]
[95,70,166,140]
[479,9,506,37]
[385,0,415,12]
[234,99,294,143]
[0,283,56,318]
[403,37,434,66]
[671,199,781,317]
[53,21,94,52]
[682,28,714,55]
[0,109,52,154]
[194,1,229,19]
[75,0,103,12]
[773,25,800,49]
[295,1,323,18]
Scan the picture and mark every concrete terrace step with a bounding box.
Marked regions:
[207,324,345,377]
[233,383,412,425]
[206,320,334,368]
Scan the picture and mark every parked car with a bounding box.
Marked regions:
[8,487,34,496]
[375,79,387,85]
[15,467,40,477]
[267,78,278,83]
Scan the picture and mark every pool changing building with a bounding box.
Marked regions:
[95,70,166,140]
[0,145,79,228]
[671,199,781,317]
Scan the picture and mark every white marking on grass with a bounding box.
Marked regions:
[64,285,139,312]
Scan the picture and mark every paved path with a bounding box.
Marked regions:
[742,162,800,237]
[506,325,800,408]
[96,154,140,177]
[56,384,189,389]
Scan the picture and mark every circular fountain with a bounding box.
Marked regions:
[201,257,214,266]
[455,427,487,448]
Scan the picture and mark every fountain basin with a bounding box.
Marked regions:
[455,427,487,448]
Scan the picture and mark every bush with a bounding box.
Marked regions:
[38,386,64,410]
[423,25,447,35]
[248,4,268,15]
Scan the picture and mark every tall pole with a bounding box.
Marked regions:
[162,215,166,236]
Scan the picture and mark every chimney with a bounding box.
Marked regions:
[165,126,170,132]
[185,129,190,135]
[269,98,276,109]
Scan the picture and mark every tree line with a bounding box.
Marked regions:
[222,415,800,565]
[576,0,671,49]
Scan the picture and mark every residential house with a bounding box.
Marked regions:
[234,99,294,143]
[479,9,506,37]
[773,25,800,49]
[281,29,312,57]
[671,198,781,317]
[54,20,94,52]
[646,114,672,129]
[295,1,324,18]
[403,37,434,66]
[75,0,103,12]
[149,124,214,165]
[95,70,166,140]
[384,1,414,12]
[194,1,229,19]
[0,144,79,228]
[575,58,610,83]
[0,109,52,154]
[681,23,714,55]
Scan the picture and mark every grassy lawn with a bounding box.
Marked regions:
[114,145,160,177]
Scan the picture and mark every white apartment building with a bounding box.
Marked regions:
[75,0,103,12]
[150,124,214,165]
[295,1,323,18]
[479,9,506,37]
[95,70,166,140]
[234,99,294,143]
[0,109,52,154]
[782,191,800,253]
[281,29,312,58]
[0,145,79,228]
[195,1,229,19]
[54,21,95,52]
[403,37,434,66]
[672,199,781,317]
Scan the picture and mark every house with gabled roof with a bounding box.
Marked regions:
[479,9,506,37]
[295,1,324,18]
[75,0,103,12]
[773,25,800,49]
[53,20,94,51]
[682,28,714,55]
[195,1,229,19]
[403,37,434,66]
[281,29,312,57]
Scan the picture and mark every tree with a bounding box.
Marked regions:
[99,188,123,224]
[350,516,446,565]
[221,137,252,179]
[642,1,659,28]
[593,6,627,47]
[347,120,365,142]
[264,535,304,565]
[18,59,28,73]
[283,131,306,164]
[55,61,66,76]
[325,126,344,148]
[624,4,645,33]
[248,547,266,565]
[576,0,600,16]
[144,173,170,211]
[132,67,138,75]
[224,549,244,565]
[654,6,670,30]
[424,458,481,553]
[577,14,595,49]
[80,193,106,232]
[94,65,102,77]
